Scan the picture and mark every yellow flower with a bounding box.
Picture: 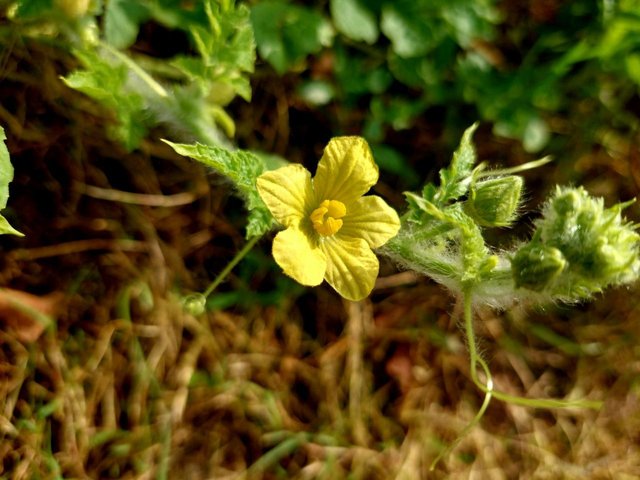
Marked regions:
[256,137,401,301]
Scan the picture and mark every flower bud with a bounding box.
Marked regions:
[465,175,523,227]
[182,294,207,316]
[511,244,567,291]
[513,186,640,299]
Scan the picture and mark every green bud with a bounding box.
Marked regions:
[465,175,523,227]
[513,186,640,299]
[182,294,207,316]
[511,244,567,291]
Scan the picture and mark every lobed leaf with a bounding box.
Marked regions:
[163,141,273,238]
[62,50,149,151]
[435,122,479,205]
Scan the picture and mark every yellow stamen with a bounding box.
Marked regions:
[310,199,347,237]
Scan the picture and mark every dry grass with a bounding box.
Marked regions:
[1,36,640,480]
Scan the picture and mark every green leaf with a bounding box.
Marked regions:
[0,127,12,211]
[404,123,480,225]
[0,127,23,236]
[330,0,378,44]
[62,49,149,151]
[381,3,435,58]
[334,45,393,96]
[173,2,256,101]
[434,122,479,205]
[162,141,273,238]
[104,0,149,49]
[250,1,334,74]
[12,0,53,18]
[522,116,550,153]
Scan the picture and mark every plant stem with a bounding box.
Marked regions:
[383,235,461,285]
[101,42,169,98]
[463,289,602,409]
[202,235,261,299]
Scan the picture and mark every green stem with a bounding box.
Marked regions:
[101,42,169,98]
[463,289,602,409]
[477,156,553,178]
[383,235,461,283]
[430,291,494,470]
[202,235,261,298]
[433,288,601,467]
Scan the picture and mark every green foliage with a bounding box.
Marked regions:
[245,0,640,161]
[163,141,272,238]
[104,0,148,49]
[11,0,53,18]
[0,127,23,236]
[330,0,378,44]
[62,49,149,150]
[170,1,255,102]
[250,0,334,74]
[398,124,499,290]
[387,126,640,306]
[15,0,258,150]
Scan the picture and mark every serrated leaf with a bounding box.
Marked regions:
[175,2,255,101]
[163,141,273,238]
[0,127,23,236]
[330,0,378,44]
[434,122,479,205]
[62,50,149,151]
[403,124,479,227]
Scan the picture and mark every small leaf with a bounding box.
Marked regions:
[434,122,479,205]
[104,0,149,49]
[0,127,22,236]
[330,0,378,44]
[163,141,273,238]
[381,3,433,58]
[62,50,148,150]
[12,0,52,18]
[522,116,550,153]
[173,2,256,101]
[0,127,12,210]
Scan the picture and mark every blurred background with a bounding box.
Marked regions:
[1,0,639,478]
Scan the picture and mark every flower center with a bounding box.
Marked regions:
[310,199,347,237]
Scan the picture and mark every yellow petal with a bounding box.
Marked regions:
[320,237,379,301]
[339,195,401,248]
[314,137,379,206]
[257,164,313,227]
[273,227,326,286]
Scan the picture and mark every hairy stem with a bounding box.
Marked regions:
[203,234,261,298]
[463,290,602,409]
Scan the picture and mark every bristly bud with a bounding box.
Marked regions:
[511,244,567,291]
[465,175,523,227]
[511,186,640,300]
